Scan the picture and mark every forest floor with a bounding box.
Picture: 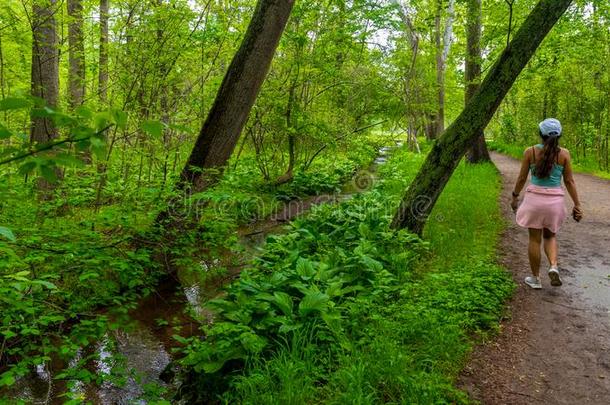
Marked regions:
[459,152,610,404]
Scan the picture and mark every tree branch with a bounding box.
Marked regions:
[0,125,113,166]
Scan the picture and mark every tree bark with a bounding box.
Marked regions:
[67,0,85,108]
[176,0,296,192]
[31,0,59,144]
[98,0,109,105]
[465,0,490,163]
[391,0,573,235]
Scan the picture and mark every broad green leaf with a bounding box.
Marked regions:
[239,332,267,353]
[75,105,93,120]
[39,164,59,183]
[94,111,112,131]
[18,161,37,176]
[0,97,30,111]
[271,292,293,316]
[169,123,194,134]
[32,280,58,290]
[298,291,329,316]
[78,272,100,282]
[0,124,11,139]
[0,227,16,242]
[296,257,316,280]
[0,372,15,387]
[112,109,128,129]
[54,153,85,168]
[90,137,107,160]
[141,120,164,138]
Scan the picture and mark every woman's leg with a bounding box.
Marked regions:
[528,228,543,277]
[543,228,558,268]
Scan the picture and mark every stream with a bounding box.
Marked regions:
[5,143,399,404]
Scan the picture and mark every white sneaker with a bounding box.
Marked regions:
[525,276,542,289]
[548,267,562,287]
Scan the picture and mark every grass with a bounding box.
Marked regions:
[182,147,515,404]
[488,140,610,180]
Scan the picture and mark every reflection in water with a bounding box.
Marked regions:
[97,330,171,404]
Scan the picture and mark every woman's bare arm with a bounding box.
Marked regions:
[513,148,532,196]
[562,149,581,208]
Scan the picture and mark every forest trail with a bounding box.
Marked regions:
[460,152,610,404]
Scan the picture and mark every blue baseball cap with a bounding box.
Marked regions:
[539,118,562,137]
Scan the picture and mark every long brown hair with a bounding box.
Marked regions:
[534,134,561,178]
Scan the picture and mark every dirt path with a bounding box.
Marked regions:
[459,152,610,404]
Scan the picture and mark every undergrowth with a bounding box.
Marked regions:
[177,147,515,404]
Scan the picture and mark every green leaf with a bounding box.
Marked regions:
[32,280,58,290]
[0,372,15,387]
[78,272,100,282]
[239,332,267,353]
[271,292,293,316]
[168,123,194,134]
[0,97,30,111]
[141,120,164,138]
[0,227,16,242]
[94,111,112,131]
[75,105,93,120]
[18,161,37,176]
[112,109,128,129]
[39,164,58,183]
[299,291,329,316]
[90,137,107,159]
[0,124,11,139]
[296,257,316,280]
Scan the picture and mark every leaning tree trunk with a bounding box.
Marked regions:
[68,0,85,108]
[391,0,572,235]
[31,0,59,144]
[176,0,296,193]
[465,0,490,163]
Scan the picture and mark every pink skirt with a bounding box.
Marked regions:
[516,185,568,233]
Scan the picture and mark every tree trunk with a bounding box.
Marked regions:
[431,2,442,140]
[30,0,60,193]
[465,0,490,163]
[275,72,298,185]
[98,0,109,106]
[0,32,5,101]
[67,0,85,108]
[176,0,296,193]
[391,0,572,235]
[31,0,59,144]
[431,0,455,139]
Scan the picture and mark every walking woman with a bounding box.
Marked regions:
[510,118,583,289]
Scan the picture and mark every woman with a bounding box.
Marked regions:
[510,118,583,289]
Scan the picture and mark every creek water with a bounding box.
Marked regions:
[5,144,399,404]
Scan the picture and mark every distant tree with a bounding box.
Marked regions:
[391,0,573,235]
[30,0,59,144]
[98,0,109,105]
[67,0,85,108]
[429,0,455,140]
[465,0,490,163]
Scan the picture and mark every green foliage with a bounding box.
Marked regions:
[176,148,515,403]
[488,140,610,180]
[487,1,610,174]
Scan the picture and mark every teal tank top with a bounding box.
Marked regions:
[530,144,563,188]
